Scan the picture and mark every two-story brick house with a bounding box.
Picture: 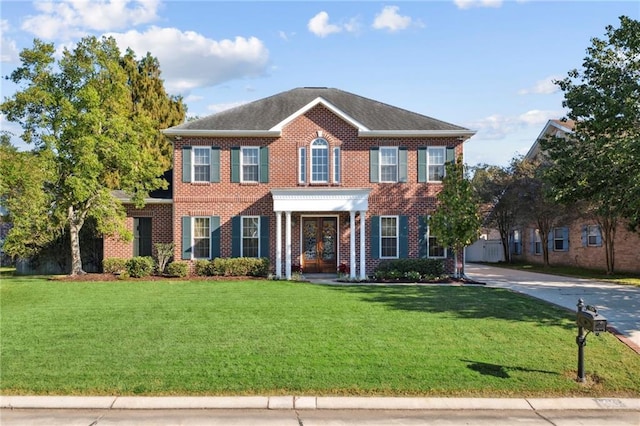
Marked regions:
[104,87,475,279]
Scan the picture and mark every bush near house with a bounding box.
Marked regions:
[125,257,155,278]
[103,258,127,274]
[373,259,445,282]
[194,257,270,277]
[166,261,188,278]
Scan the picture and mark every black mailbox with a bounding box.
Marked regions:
[577,308,607,333]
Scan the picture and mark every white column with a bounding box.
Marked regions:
[285,211,292,280]
[359,210,366,280]
[349,210,356,279]
[275,211,282,279]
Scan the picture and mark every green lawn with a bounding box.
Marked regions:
[1,276,639,397]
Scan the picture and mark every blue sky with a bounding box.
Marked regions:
[1,1,638,166]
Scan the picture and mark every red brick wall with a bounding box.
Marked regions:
[103,203,173,261]
[171,104,464,275]
[516,220,640,273]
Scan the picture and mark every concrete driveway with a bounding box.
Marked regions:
[464,263,640,352]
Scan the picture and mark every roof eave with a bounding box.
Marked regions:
[162,129,281,138]
[358,130,476,139]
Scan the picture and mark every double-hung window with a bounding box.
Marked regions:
[553,228,564,251]
[242,216,260,257]
[333,147,341,183]
[534,229,542,255]
[193,217,210,259]
[241,147,259,183]
[193,147,211,182]
[380,216,398,258]
[587,225,599,246]
[428,231,446,258]
[380,147,398,182]
[311,138,329,183]
[427,147,445,182]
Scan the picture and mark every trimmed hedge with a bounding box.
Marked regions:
[373,258,445,280]
[166,261,188,278]
[194,257,270,277]
[125,256,155,278]
[103,258,127,274]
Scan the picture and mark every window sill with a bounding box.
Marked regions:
[239,182,260,186]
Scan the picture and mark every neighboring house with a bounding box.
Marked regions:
[104,87,476,278]
[509,119,640,273]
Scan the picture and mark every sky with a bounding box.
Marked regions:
[1,0,638,167]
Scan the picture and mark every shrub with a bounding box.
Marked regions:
[194,259,212,276]
[404,270,422,282]
[154,243,174,274]
[103,258,127,274]
[166,261,188,277]
[211,257,270,277]
[373,259,445,280]
[125,256,155,278]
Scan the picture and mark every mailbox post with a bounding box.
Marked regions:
[576,298,607,383]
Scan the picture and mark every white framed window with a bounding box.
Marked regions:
[299,147,306,183]
[193,147,211,182]
[534,229,542,255]
[333,147,341,183]
[512,230,522,255]
[379,147,398,182]
[380,216,399,258]
[587,225,599,246]
[241,147,259,183]
[311,138,329,183]
[553,228,564,251]
[427,147,445,182]
[241,216,260,258]
[193,217,210,259]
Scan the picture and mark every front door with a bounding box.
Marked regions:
[302,217,337,273]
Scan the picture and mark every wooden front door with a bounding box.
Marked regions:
[302,217,337,273]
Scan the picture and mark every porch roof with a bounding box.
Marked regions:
[271,188,371,212]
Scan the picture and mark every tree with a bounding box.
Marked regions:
[1,36,185,275]
[430,156,482,278]
[542,16,640,274]
[472,157,529,263]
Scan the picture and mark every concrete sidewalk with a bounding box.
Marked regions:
[464,263,640,352]
[2,395,640,411]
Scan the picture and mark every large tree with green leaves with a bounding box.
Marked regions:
[430,156,481,278]
[542,16,640,274]
[1,36,185,275]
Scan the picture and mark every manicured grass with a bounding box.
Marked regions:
[1,276,639,397]
[487,262,640,287]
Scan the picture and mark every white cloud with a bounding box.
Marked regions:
[308,11,342,37]
[1,20,19,62]
[21,0,160,40]
[372,6,418,32]
[454,0,503,10]
[518,75,562,95]
[108,27,270,95]
[307,11,359,38]
[466,109,562,140]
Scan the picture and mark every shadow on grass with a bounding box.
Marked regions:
[326,285,575,329]
[461,359,558,379]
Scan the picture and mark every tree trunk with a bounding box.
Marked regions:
[599,216,617,275]
[68,205,86,275]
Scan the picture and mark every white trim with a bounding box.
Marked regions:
[241,215,260,258]
[379,146,398,183]
[426,219,447,259]
[427,146,446,183]
[240,146,259,183]
[192,147,211,183]
[192,216,211,260]
[359,130,475,138]
[163,129,280,138]
[298,147,306,184]
[271,188,371,212]
[310,138,329,183]
[333,147,341,184]
[270,97,369,132]
[379,215,399,259]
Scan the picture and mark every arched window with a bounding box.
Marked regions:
[310,138,328,183]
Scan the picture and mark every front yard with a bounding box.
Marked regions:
[1,276,639,396]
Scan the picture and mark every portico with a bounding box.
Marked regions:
[271,188,371,280]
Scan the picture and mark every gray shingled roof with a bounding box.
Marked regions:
[171,87,469,132]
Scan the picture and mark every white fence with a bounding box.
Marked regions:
[465,239,505,263]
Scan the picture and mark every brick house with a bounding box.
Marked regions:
[510,119,640,273]
[105,87,476,278]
